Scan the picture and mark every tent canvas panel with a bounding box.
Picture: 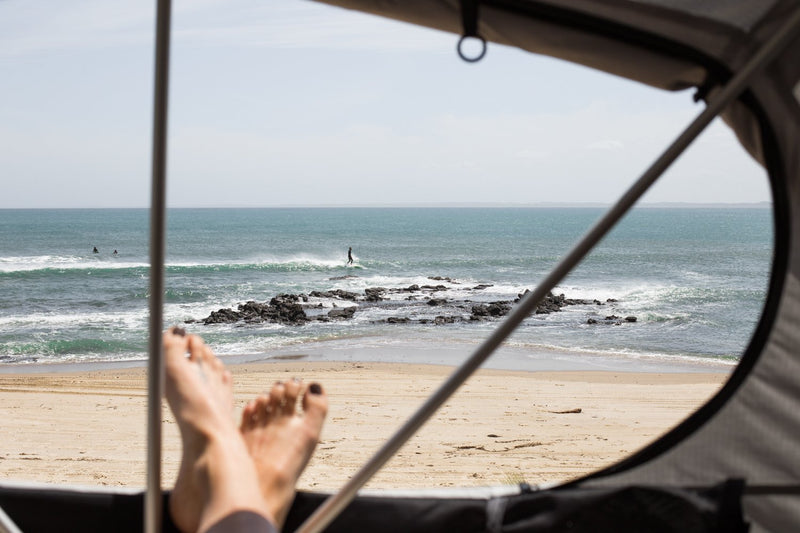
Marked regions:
[306,1,800,531]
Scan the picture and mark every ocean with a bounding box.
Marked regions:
[0,207,772,371]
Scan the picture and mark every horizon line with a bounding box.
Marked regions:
[0,201,774,210]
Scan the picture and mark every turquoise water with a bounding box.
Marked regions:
[0,207,773,367]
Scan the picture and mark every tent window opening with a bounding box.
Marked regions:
[0,1,794,533]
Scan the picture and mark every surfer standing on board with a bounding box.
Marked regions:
[347,247,354,265]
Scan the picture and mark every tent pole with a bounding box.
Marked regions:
[146,0,172,532]
[295,8,800,533]
[0,506,21,533]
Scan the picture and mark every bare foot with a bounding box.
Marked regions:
[240,379,328,528]
[164,329,270,533]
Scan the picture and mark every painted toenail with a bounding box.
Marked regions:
[172,327,186,336]
[309,383,323,395]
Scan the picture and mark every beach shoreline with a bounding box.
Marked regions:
[0,334,736,375]
[0,359,728,491]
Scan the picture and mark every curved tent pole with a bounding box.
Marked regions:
[295,8,800,533]
[146,0,172,532]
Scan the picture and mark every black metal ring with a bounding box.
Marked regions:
[457,34,487,63]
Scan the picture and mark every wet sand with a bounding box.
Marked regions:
[0,361,727,491]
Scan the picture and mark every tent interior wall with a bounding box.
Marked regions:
[1,0,800,532]
[305,1,800,531]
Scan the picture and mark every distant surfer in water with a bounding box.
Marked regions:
[93,246,99,254]
[347,247,354,265]
[113,250,118,256]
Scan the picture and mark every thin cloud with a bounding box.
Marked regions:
[588,139,624,150]
[516,149,548,159]
[0,1,452,57]
[172,3,453,52]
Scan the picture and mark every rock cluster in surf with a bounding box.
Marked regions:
[189,276,636,327]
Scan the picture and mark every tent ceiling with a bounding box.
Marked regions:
[630,0,779,31]
[313,0,757,92]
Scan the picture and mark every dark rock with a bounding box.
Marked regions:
[332,289,358,300]
[471,304,490,317]
[328,307,356,319]
[274,293,304,303]
[487,302,511,316]
[534,293,568,314]
[309,289,358,301]
[203,307,241,324]
[471,302,512,319]
[421,284,448,291]
[265,296,307,323]
[364,287,387,302]
[198,281,626,330]
[472,284,493,290]
[587,313,637,326]
[202,296,308,325]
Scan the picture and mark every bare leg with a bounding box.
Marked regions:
[240,379,328,528]
[164,329,271,533]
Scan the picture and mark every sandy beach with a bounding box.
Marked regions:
[0,361,727,492]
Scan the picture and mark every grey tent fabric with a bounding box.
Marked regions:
[312,1,800,531]
[629,0,779,31]
[0,481,749,532]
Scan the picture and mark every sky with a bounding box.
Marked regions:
[0,0,771,208]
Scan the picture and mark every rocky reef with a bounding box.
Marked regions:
[188,276,636,327]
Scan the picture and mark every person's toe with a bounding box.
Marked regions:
[243,394,273,428]
[200,342,217,367]
[186,335,206,363]
[282,379,301,415]
[163,329,189,370]
[254,394,273,424]
[269,382,287,414]
[241,400,257,430]
[302,383,328,432]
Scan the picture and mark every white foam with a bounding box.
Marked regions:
[247,253,349,269]
[0,253,359,274]
[507,341,737,369]
[0,255,149,273]
[0,308,148,329]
